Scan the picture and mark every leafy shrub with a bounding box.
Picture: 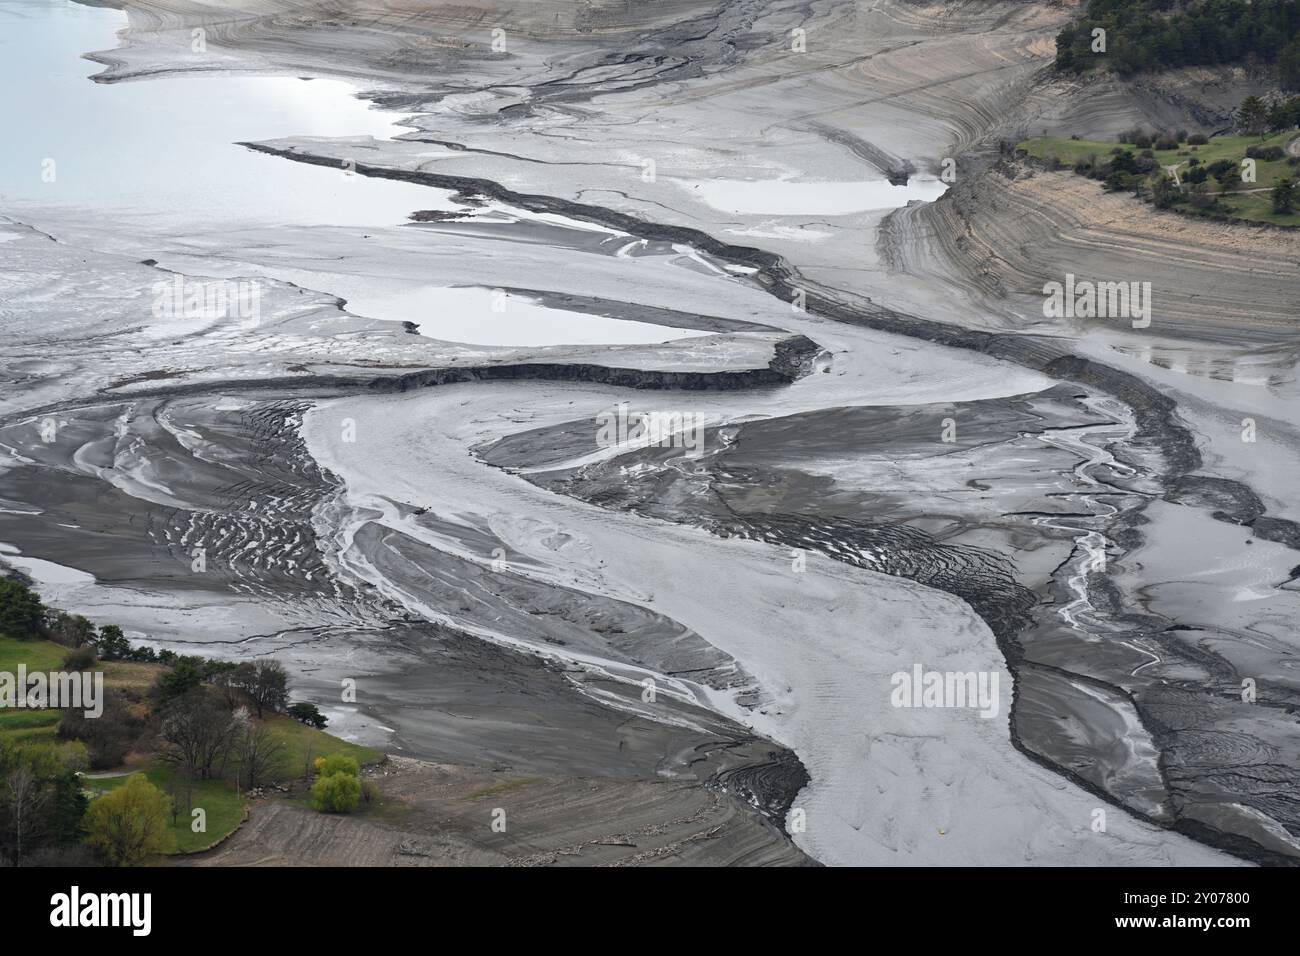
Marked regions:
[288,702,328,729]
[1245,145,1285,161]
[312,771,361,813]
[1189,185,1219,210]
[85,774,173,865]
[62,645,98,671]
[314,754,359,778]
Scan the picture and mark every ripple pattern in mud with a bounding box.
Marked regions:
[720,512,1037,645]
[142,399,382,622]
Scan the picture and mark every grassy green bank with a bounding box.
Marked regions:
[1017,131,1299,226]
[90,718,381,853]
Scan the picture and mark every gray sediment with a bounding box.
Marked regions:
[252,145,1300,863]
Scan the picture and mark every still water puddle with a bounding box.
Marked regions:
[680,176,948,215]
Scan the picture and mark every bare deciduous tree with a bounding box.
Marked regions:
[236,721,287,791]
[159,689,239,780]
[4,765,49,862]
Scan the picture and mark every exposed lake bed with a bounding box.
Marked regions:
[2,0,1297,867]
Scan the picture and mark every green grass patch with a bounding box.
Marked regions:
[0,709,62,731]
[1214,190,1300,227]
[0,635,84,751]
[267,714,383,779]
[1018,132,1294,168]
[0,634,168,751]
[0,633,164,691]
[1018,132,1299,226]
[0,634,69,674]
[0,716,64,747]
[90,765,246,854]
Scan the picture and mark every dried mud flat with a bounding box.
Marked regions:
[182,756,808,867]
[2,0,1297,866]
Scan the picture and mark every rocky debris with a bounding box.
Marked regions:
[395,840,433,857]
[244,784,293,799]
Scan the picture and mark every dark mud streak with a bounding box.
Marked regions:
[806,120,917,184]
[1165,474,1300,549]
[4,336,821,426]
[382,334,821,392]
[707,743,814,846]
[1012,700,1299,867]
[245,142,1300,864]
[1018,651,1298,867]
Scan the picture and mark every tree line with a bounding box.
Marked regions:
[1056,0,1300,88]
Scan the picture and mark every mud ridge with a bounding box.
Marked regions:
[382,334,823,392]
